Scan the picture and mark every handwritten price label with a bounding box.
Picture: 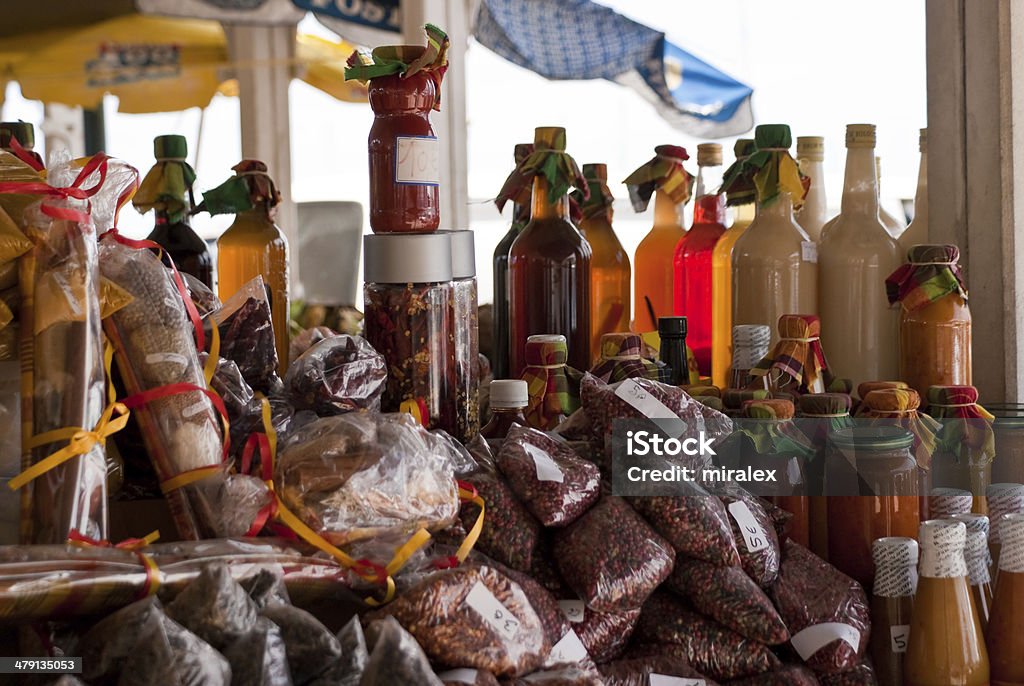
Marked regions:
[466,581,521,641]
[558,599,586,623]
[614,379,686,438]
[395,135,440,185]
[890,625,910,653]
[727,501,769,553]
[649,676,705,686]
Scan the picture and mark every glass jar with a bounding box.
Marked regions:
[870,537,918,686]
[446,230,480,442]
[363,233,456,434]
[367,69,440,233]
[825,426,921,587]
[988,513,1024,685]
[988,404,1024,484]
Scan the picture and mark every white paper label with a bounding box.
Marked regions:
[890,624,910,653]
[549,630,589,664]
[466,581,521,641]
[650,676,705,686]
[727,501,770,553]
[523,443,565,483]
[145,352,188,369]
[436,669,480,684]
[558,599,586,623]
[614,379,685,438]
[395,135,440,184]
[790,622,861,661]
[801,240,818,263]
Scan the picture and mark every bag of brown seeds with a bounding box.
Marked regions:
[666,557,789,645]
[460,469,541,573]
[817,660,876,686]
[627,492,742,568]
[553,497,674,613]
[599,655,718,686]
[632,591,782,680]
[557,598,640,664]
[768,541,870,676]
[496,425,601,527]
[725,664,821,686]
[716,486,782,587]
[368,564,549,678]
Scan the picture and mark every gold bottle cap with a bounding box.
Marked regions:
[845,123,876,148]
[696,143,722,166]
[796,136,825,161]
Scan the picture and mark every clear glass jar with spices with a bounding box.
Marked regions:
[445,229,480,442]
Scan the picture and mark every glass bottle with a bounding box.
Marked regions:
[674,143,725,376]
[143,135,213,288]
[508,127,592,376]
[876,156,907,240]
[825,426,921,587]
[634,188,685,333]
[818,124,902,389]
[987,513,1024,685]
[870,536,918,686]
[989,405,1024,484]
[658,316,689,386]
[890,245,972,399]
[949,513,994,634]
[216,164,290,373]
[899,129,929,254]
[480,379,528,441]
[446,230,480,442]
[492,143,533,380]
[905,519,990,686]
[986,483,1024,572]
[576,163,630,359]
[794,136,828,242]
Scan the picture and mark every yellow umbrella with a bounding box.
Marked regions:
[1,14,366,113]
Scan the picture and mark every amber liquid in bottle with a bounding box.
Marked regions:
[634,189,684,333]
[148,211,214,290]
[508,178,592,376]
[578,207,630,362]
[988,513,1024,686]
[217,207,290,373]
[710,201,754,388]
[492,202,528,380]
[480,406,528,440]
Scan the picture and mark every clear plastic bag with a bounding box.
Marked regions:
[627,491,742,568]
[817,660,875,685]
[243,568,291,609]
[715,486,782,587]
[599,655,717,686]
[165,564,259,650]
[117,608,231,686]
[289,325,336,363]
[362,616,444,686]
[496,425,600,527]
[80,596,166,683]
[179,271,221,321]
[215,275,280,393]
[553,497,674,613]
[508,664,605,685]
[307,616,367,686]
[368,565,549,678]
[275,412,459,546]
[261,603,342,684]
[222,617,292,686]
[284,335,386,415]
[561,602,640,664]
[768,540,870,676]
[459,468,541,573]
[666,557,789,645]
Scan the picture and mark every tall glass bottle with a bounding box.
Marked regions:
[900,129,929,254]
[508,127,592,376]
[818,124,902,389]
[876,156,907,240]
[575,163,630,360]
[711,139,756,388]
[988,513,1024,685]
[213,161,290,373]
[730,125,817,348]
[136,135,213,288]
[870,537,918,686]
[905,519,990,686]
[492,143,533,379]
[673,143,725,376]
[794,136,828,242]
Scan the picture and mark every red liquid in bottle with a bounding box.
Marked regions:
[673,191,724,376]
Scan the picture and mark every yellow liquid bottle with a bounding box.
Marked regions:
[634,189,684,333]
[710,200,755,388]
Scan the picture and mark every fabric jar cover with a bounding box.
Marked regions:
[927,384,995,471]
[721,123,807,209]
[622,144,694,213]
[886,244,968,311]
[496,127,587,212]
[571,163,615,222]
[797,392,854,444]
[750,314,832,395]
[589,332,661,383]
[521,334,581,430]
[738,399,816,457]
[860,388,940,470]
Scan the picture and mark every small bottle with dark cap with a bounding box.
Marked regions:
[658,316,690,386]
[0,121,43,168]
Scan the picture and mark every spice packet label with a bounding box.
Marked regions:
[549,630,589,664]
[436,669,481,684]
[615,379,685,438]
[791,622,861,661]
[558,600,586,623]
[727,501,770,553]
[650,676,705,686]
[890,624,910,653]
[524,443,564,483]
[466,581,521,641]
[395,135,440,185]
[801,240,818,263]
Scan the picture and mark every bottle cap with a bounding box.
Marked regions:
[0,121,35,150]
[918,519,968,579]
[582,163,607,182]
[872,537,919,598]
[363,232,453,284]
[754,124,793,150]
[734,138,756,159]
[440,229,476,279]
[489,379,528,409]
[534,127,567,152]
[987,483,1024,543]
[154,134,188,160]
[998,513,1024,573]
[919,128,927,153]
[658,316,687,337]
[796,136,824,161]
[950,512,991,537]
[845,124,876,148]
[929,488,974,519]
[696,143,722,166]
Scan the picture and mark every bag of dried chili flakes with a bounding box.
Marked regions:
[714,484,782,587]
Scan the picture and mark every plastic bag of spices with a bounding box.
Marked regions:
[816,660,876,685]
[367,564,550,678]
[554,496,674,612]
[715,485,782,587]
[459,468,542,573]
[557,598,641,664]
[725,664,821,685]
[627,489,742,568]
[632,591,782,681]
[666,557,789,645]
[117,606,231,686]
[222,617,292,686]
[284,334,387,415]
[362,616,444,686]
[165,564,258,650]
[496,425,601,527]
[436,668,501,686]
[768,540,870,675]
[599,654,718,686]
[216,274,280,393]
[507,664,605,685]
[261,603,342,684]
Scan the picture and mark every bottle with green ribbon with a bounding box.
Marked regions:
[624,145,693,334]
[571,162,630,358]
[134,135,213,288]
[723,124,817,348]
[503,126,592,376]
[202,160,289,374]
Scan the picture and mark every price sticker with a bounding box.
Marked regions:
[614,379,686,438]
[727,501,769,553]
[466,581,521,641]
[395,135,440,184]
[524,443,564,483]
[558,599,586,623]
[791,622,861,661]
[649,676,705,686]
[801,240,818,263]
[436,669,480,684]
[890,625,910,653]
[549,630,589,664]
